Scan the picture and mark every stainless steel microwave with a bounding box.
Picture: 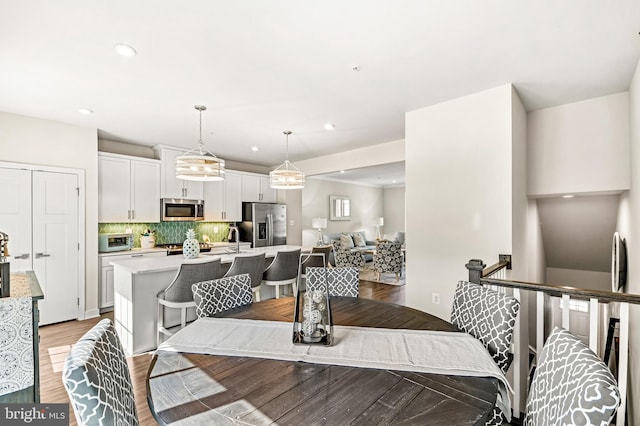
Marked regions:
[161,198,204,221]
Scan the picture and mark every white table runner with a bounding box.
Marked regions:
[158,317,512,420]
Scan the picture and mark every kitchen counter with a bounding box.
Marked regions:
[98,247,166,257]
[111,245,305,355]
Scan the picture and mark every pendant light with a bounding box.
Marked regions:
[270,130,305,189]
[175,105,225,181]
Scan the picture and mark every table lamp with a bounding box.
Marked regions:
[311,217,327,246]
[374,217,384,240]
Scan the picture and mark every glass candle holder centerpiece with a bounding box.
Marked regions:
[293,275,333,345]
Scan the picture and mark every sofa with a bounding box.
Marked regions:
[322,231,377,263]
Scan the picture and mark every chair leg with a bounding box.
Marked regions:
[180,307,186,329]
[292,279,297,296]
[275,285,280,299]
[157,303,163,345]
[395,272,399,282]
[254,287,261,302]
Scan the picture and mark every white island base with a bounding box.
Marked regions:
[111,245,303,356]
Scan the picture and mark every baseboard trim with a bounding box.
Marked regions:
[84,309,100,319]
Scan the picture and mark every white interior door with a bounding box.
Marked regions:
[32,171,79,325]
[0,167,32,271]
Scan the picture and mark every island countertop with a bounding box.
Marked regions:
[109,245,306,275]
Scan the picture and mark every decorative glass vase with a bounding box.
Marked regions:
[293,269,333,346]
[183,229,200,259]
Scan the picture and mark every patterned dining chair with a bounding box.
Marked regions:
[157,257,222,343]
[373,241,404,281]
[331,240,366,269]
[524,327,620,426]
[450,280,520,373]
[192,273,253,318]
[63,319,138,426]
[305,267,359,297]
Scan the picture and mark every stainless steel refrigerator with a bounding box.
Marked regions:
[239,202,287,247]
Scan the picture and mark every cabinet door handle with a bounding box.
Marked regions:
[131,254,143,258]
[35,252,51,258]
[131,210,135,220]
[14,253,30,260]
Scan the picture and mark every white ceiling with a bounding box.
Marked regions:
[311,162,405,187]
[1,1,639,167]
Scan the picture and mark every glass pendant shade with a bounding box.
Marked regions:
[270,131,305,189]
[176,105,225,181]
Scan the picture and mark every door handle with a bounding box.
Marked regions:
[14,253,30,260]
[35,252,51,258]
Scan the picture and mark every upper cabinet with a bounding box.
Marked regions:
[241,173,276,203]
[203,170,242,222]
[153,145,204,200]
[98,153,161,223]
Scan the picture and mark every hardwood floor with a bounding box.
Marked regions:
[38,279,403,426]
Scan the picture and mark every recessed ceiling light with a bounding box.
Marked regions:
[78,108,93,115]
[251,146,259,152]
[562,194,574,199]
[324,123,335,131]
[114,43,137,57]
[392,180,396,183]
[340,170,345,174]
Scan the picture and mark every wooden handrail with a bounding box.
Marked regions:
[481,277,640,305]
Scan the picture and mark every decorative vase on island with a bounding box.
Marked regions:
[183,229,200,259]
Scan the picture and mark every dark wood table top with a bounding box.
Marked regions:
[147,297,498,425]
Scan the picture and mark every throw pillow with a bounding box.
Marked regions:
[340,233,354,249]
[352,233,366,247]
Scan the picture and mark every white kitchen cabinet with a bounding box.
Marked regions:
[98,153,161,223]
[242,173,276,202]
[154,145,204,199]
[203,170,242,222]
[99,250,166,309]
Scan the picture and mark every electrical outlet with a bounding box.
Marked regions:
[213,226,219,233]
[432,293,441,304]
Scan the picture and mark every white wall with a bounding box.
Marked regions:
[405,85,514,320]
[0,111,99,316]
[624,58,640,424]
[546,267,610,291]
[528,92,630,197]
[302,178,383,247]
[383,186,405,237]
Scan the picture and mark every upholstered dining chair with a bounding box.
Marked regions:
[305,267,359,297]
[450,280,520,374]
[262,248,301,298]
[524,327,620,426]
[192,273,253,318]
[157,257,222,343]
[223,253,266,301]
[299,245,332,291]
[331,240,366,269]
[373,241,404,281]
[63,318,138,426]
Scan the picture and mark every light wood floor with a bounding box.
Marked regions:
[39,279,404,426]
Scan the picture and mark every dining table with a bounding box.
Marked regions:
[146,297,502,425]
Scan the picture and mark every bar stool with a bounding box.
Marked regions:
[223,253,266,301]
[262,248,301,298]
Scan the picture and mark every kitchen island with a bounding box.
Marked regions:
[111,245,304,355]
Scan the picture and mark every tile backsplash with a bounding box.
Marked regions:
[99,222,232,247]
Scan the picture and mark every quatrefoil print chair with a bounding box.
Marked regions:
[450,280,520,373]
[331,240,366,269]
[306,267,359,297]
[192,273,253,318]
[524,327,620,426]
[373,241,404,282]
[63,318,138,426]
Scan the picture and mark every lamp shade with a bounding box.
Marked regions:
[312,217,327,229]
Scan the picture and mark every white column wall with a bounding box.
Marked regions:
[528,92,630,197]
[405,85,514,320]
